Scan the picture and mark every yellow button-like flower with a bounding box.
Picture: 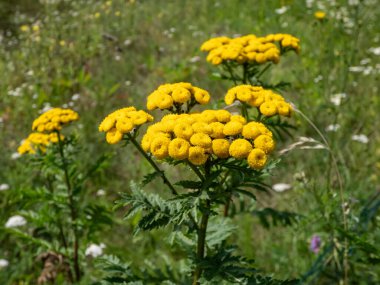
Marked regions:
[224,91,236,105]
[230,115,247,125]
[193,87,210,105]
[259,101,277,117]
[215,110,231,123]
[192,122,212,135]
[190,133,212,148]
[314,11,326,20]
[150,137,171,159]
[156,93,174,110]
[211,139,230,158]
[223,121,243,136]
[172,87,191,103]
[141,133,153,152]
[200,110,217,124]
[248,92,264,107]
[276,101,292,117]
[247,149,267,170]
[209,122,225,139]
[254,135,275,154]
[116,118,134,133]
[174,123,194,140]
[229,139,252,159]
[106,128,123,144]
[188,146,208,165]
[242,122,263,139]
[168,138,190,160]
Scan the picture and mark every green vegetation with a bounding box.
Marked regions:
[1,0,379,284]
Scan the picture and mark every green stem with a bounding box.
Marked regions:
[192,199,211,285]
[224,63,238,85]
[127,133,178,196]
[127,134,199,230]
[187,162,205,182]
[242,63,248,84]
[256,63,272,80]
[56,132,81,282]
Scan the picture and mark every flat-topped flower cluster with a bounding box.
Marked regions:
[201,33,300,65]
[225,85,293,117]
[18,108,79,155]
[141,110,274,169]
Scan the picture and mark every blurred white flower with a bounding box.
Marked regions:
[85,243,106,258]
[11,152,21,160]
[348,0,359,5]
[306,0,314,8]
[275,6,288,14]
[71,94,80,101]
[96,189,106,196]
[0,259,9,268]
[272,183,292,192]
[39,103,52,113]
[5,215,27,228]
[26,70,34,76]
[330,93,347,106]
[314,75,323,83]
[0,184,10,191]
[349,66,365,72]
[123,39,132,46]
[189,56,200,63]
[360,58,371,65]
[352,134,369,144]
[368,47,380,56]
[326,124,340,132]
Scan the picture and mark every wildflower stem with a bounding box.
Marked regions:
[294,108,348,284]
[193,199,211,285]
[56,132,81,282]
[127,134,199,231]
[127,134,178,196]
[187,163,205,181]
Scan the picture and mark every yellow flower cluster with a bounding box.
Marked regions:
[225,85,293,117]
[32,108,79,133]
[141,110,275,169]
[146,82,211,111]
[17,133,64,155]
[200,33,300,65]
[99,107,154,144]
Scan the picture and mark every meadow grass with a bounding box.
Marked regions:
[1,0,379,284]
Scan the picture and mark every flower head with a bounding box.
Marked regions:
[32,108,79,133]
[99,107,153,145]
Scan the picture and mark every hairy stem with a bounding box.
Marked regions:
[56,132,81,282]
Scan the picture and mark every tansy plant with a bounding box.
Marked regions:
[97,56,298,283]
[7,108,111,284]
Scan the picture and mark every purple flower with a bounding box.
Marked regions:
[310,235,322,254]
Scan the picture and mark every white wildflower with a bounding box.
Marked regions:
[0,184,10,191]
[326,124,340,132]
[96,189,106,196]
[0,259,9,268]
[275,6,288,15]
[85,243,106,258]
[5,215,27,228]
[351,134,369,144]
[368,47,380,56]
[330,93,347,106]
[11,152,21,160]
[314,75,323,83]
[349,66,365,73]
[272,183,292,192]
[189,56,200,63]
[71,94,80,101]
